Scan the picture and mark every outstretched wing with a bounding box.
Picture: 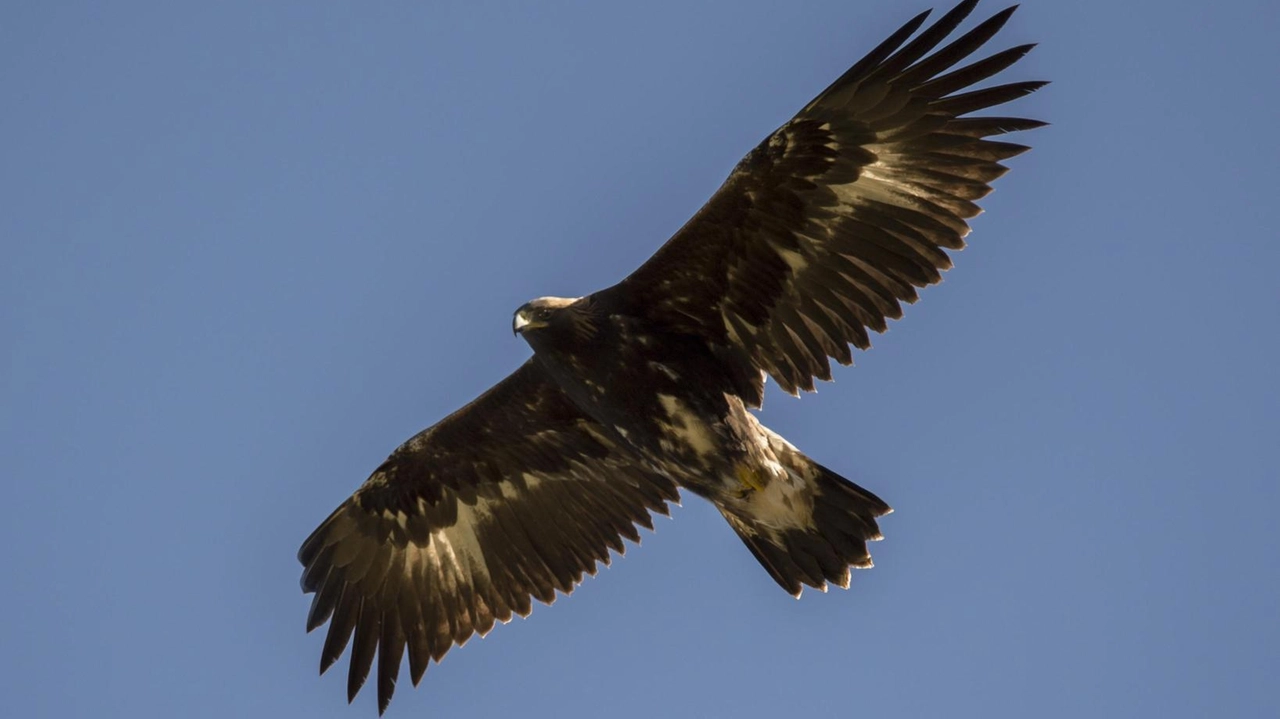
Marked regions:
[606,0,1045,397]
[298,359,678,713]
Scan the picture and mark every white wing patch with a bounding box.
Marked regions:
[432,500,491,575]
[390,471,553,636]
[393,500,496,635]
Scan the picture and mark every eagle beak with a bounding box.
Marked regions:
[513,311,531,335]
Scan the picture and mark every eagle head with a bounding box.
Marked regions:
[513,296,597,347]
[513,296,579,335]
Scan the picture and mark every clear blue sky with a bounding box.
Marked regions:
[3,1,1277,717]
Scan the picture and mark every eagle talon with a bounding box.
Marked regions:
[735,464,768,495]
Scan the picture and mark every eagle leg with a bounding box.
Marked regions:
[733,463,769,497]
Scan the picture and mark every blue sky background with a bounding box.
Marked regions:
[3,1,1278,717]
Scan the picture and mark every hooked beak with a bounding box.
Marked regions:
[513,307,550,335]
[513,311,531,335]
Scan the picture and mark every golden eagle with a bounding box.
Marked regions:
[299,0,1044,712]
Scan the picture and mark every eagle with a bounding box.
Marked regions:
[298,0,1044,712]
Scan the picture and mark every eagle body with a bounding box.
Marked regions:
[518,298,750,476]
[516,294,889,591]
[298,1,1045,712]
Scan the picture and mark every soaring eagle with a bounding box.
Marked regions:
[299,0,1044,712]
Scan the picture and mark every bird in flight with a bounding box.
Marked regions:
[299,0,1044,712]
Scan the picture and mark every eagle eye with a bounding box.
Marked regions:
[535,308,552,320]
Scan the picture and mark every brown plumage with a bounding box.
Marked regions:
[299,1,1044,712]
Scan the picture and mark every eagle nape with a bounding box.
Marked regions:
[299,0,1044,713]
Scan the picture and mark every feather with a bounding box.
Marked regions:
[298,360,676,709]
[607,1,1042,394]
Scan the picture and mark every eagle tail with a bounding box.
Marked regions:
[722,458,891,598]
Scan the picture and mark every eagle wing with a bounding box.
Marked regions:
[607,0,1045,397]
[298,359,678,713]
